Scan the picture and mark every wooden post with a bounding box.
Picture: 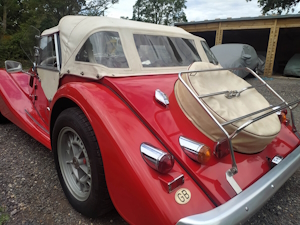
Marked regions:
[215,23,223,45]
[264,19,279,77]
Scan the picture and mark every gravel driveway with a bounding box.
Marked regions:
[0,76,299,225]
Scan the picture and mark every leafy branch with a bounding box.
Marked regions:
[246,0,300,14]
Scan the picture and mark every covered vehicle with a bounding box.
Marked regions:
[0,16,300,225]
[211,43,262,78]
[283,54,300,77]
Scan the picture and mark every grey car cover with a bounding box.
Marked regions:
[284,54,300,77]
[211,44,261,78]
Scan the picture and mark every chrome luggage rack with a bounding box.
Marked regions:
[178,67,300,194]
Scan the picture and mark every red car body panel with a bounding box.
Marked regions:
[0,70,216,224]
[0,69,50,148]
[103,74,300,205]
[51,81,216,224]
[1,68,299,224]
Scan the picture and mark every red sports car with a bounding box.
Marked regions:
[0,16,300,225]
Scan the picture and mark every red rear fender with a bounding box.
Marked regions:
[51,82,215,225]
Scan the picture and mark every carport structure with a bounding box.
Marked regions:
[176,15,300,76]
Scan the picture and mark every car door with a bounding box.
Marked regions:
[33,33,61,127]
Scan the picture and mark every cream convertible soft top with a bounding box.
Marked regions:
[175,62,281,153]
[41,16,208,79]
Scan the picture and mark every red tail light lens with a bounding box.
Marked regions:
[282,109,288,115]
[214,139,230,158]
[158,154,174,174]
[140,143,174,174]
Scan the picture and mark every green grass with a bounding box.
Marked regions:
[0,207,9,225]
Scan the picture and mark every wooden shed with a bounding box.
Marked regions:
[176,15,300,76]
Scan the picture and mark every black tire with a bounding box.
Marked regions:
[0,112,4,123]
[0,111,9,124]
[52,107,112,217]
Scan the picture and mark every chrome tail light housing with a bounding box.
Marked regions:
[179,136,211,164]
[140,143,174,174]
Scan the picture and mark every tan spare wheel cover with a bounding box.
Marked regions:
[175,62,281,153]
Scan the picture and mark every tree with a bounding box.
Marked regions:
[132,0,187,25]
[81,0,119,16]
[0,0,118,65]
[27,0,118,30]
[246,0,300,15]
[0,0,21,34]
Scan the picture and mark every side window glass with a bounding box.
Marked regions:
[76,31,129,68]
[133,34,201,67]
[201,41,219,65]
[39,35,57,68]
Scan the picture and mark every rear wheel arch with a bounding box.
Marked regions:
[50,97,78,141]
[51,103,113,217]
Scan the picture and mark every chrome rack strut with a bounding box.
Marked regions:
[178,67,300,194]
[245,67,300,138]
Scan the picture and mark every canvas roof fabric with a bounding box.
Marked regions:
[41,16,208,79]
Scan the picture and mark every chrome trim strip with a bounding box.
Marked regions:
[176,145,300,225]
[54,33,61,72]
[25,109,49,134]
[155,89,169,106]
[167,174,184,193]
[168,174,184,186]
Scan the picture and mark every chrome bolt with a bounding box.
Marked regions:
[271,184,274,188]
[245,207,249,211]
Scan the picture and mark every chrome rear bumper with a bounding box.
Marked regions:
[177,145,300,225]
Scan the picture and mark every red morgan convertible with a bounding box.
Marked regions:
[0,16,300,225]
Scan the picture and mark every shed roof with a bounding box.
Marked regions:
[175,14,300,26]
